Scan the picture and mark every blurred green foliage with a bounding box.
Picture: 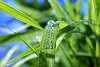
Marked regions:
[0,0,100,67]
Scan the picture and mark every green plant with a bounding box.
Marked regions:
[0,0,100,67]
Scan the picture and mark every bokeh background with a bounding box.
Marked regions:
[0,0,89,67]
[0,0,87,34]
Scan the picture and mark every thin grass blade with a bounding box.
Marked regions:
[0,1,43,30]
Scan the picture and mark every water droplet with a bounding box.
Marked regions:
[50,45,53,49]
[50,27,53,29]
[47,20,55,27]
[36,36,41,42]
[47,20,54,24]
[50,63,55,67]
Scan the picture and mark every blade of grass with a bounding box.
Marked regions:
[0,45,18,66]
[0,43,40,67]
[68,37,77,55]
[12,54,37,67]
[65,0,74,20]
[59,20,88,35]
[49,0,63,20]
[10,42,40,62]
[60,44,73,66]
[56,33,66,50]
[0,24,30,42]
[15,0,46,20]
[0,30,42,44]
[58,47,71,67]
[88,0,92,23]
[96,39,100,57]
[67,51,93,57]
[49,0,72,23]
[0,24,29,35]
[14,33,39,55]
[7,29,39,55]
[85,36,94,51]
[0,1,43,30]
[93,0,100,57]
[75,0,81,20]
[93,0,100,36]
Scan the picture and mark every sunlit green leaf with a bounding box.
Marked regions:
[49,0,72,23]
[0,1,43,30]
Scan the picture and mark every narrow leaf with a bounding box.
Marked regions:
[49,0,72,23]
[59,20,88,34]
[0,1,43,30]
[0,45,18,66]
[14,33,39,55]
[1,43,40,67]
[12,54,37,67]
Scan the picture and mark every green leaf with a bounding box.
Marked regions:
[74,0,81,20]
[67,51,93,57]
[11,42,40,62]
[13,32,39,55]
[49,0,72,23]
[65,0,74,20]
[0,30,42,44]
[88,0,92,23]
[12,54,37,67]
[39,20,60,67]
[0,43,40,67]
[0,24,30,42]
[59,20,88,34]
[85,36,94,50]
[96,39,100,57]
[15,0,46,20]
[58,47,72,67]
[56,33,67,50]
[4,30,39,55]
[0,46,18,66]
[0,1,43,30]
